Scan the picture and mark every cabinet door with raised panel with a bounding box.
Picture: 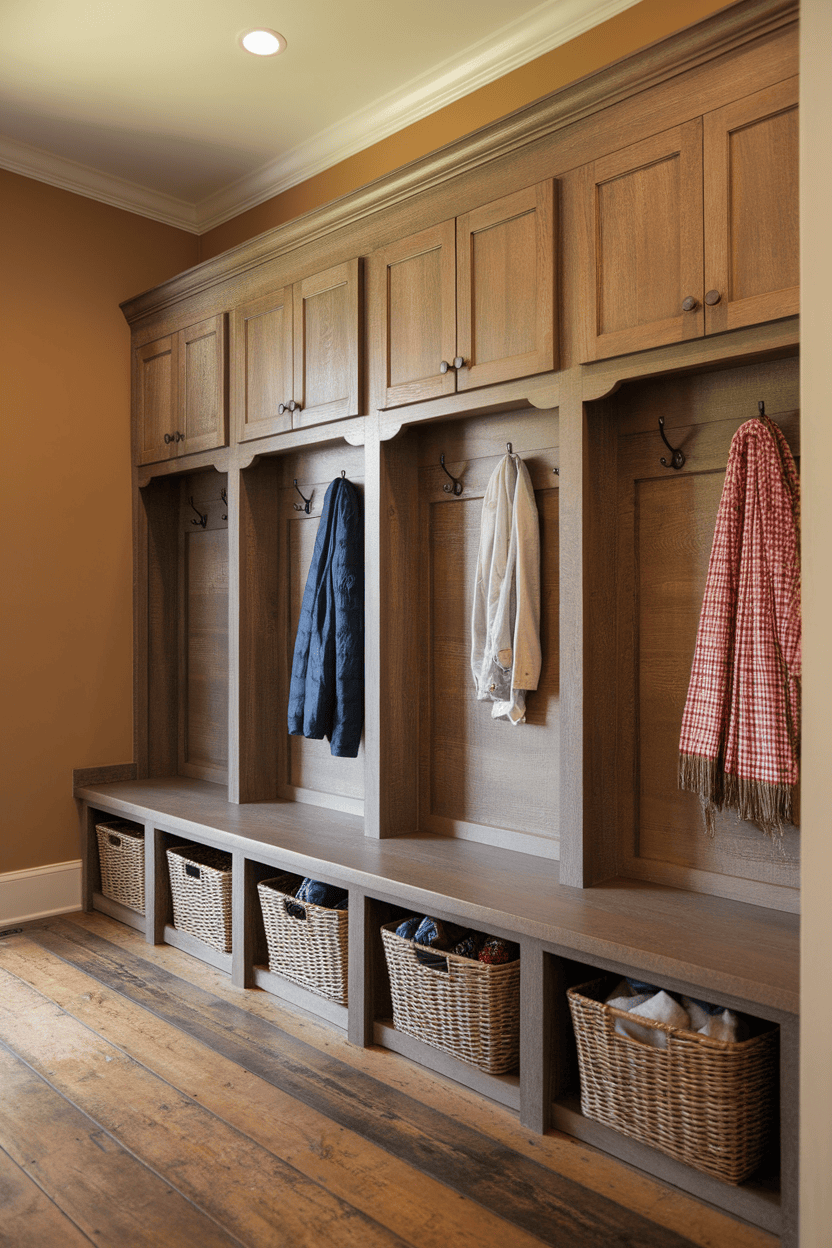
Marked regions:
[134,334,178,465]
[177,314,227,455]
[583,121,704,361]
[704,77,799,334]
[373,220,457,409]
[456,180,555,389]
[231,288,294,442]
[292,259,360,430]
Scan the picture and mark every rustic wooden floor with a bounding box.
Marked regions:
[0,913,777,1248]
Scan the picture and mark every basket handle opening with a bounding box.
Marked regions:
[414,948,448,973]
[185,863,201,880]
[108,834,122,848]
[284,899,308,921]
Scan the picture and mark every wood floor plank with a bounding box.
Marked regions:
[25,918,704,1248]
[0,1145,95,1247]
[0,937,548,1248]
[0,966,414,1248]
[57,912,778,1248]
[0,1044,242,1248]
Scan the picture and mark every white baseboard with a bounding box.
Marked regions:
[0,860,82,925]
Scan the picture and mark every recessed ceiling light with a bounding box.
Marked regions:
[240,29,286,56]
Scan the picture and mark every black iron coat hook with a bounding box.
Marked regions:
[220,488,228,520]
[658,417,685,470]
[439,453,463,495]
[293,479,313,513]
[189,497,207,527]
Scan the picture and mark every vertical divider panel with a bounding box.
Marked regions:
[367,422,420,837]
[519,940,553,1133]
[347,889,371,1047]
[559,380,619,885]
[148,826,170,945]
[237,459,282,803]
[79,803,97,912]
[231,849,254,988]
[141,477,180,779]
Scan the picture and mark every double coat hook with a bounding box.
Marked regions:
[293,480,313,514]
[658,417,685,470]
[439,454,463,495]
[189,497,207,527]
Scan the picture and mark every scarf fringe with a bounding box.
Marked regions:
[679,752,797,841]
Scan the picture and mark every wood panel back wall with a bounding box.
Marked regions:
[237,443,365,814]
[139,470,229,785]
[612,354,800,910]
[380,409,560,856]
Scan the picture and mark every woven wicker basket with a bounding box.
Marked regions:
[567,977,778,1184]
[381,922,520,1075]
[96,820,145,914]
[166,845,232,953]
[258,876,348,1005]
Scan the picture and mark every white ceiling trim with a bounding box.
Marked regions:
[0,134,201,232]
[1,0,639,236]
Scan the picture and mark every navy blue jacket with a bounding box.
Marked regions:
[287,477,364,757]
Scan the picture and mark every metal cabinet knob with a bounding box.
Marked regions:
[704,289,721,306]
[453,356,465,370]
[164,433,173,444]
[288,400,300,412]
[682,296,698,312]
[278,402,287,414]
[439,361,450,374]
[175,431,184,442]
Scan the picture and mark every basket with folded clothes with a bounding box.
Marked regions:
[257,874,349,1005]
[381,915,520,1074]
[567,975,779,1183]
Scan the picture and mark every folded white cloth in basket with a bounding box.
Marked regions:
[681,995,746,1042]
[608,984,691,1050]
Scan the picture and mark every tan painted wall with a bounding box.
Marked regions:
[799,2,832,1241]
[199,0,728,261]
[0,171,198,873]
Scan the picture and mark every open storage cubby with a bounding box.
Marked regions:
[378,406,560,855]
[237,442,365,814]
[546,950,785,1236]
[138,469,229,787]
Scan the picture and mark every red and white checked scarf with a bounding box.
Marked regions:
[678,415,800,837]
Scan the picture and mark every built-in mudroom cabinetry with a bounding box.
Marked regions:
[75,2,801,1243]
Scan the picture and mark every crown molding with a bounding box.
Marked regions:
[0,0,640,236]
[0,134,200,232]
[120,0,797,322]
[193,0,642,233]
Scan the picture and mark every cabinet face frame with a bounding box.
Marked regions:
[292,258,361,430]
[584,120,705,361]
[177,314,228,456]
[231,288,294,443]
[456,180,556,390]
[134,334,179,465]
[373,219,458,409]
[704,76,799,334]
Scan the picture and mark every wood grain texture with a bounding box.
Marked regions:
[457,180,556,389]
[587,120,704,360]
[72,776,799,1014]
[230,287,294,442]
[134,334,177,465]
[292,257,361,428]
[0,1145,95,1248]
[704,76,799,333]
[10,920,714,1248]
[60,910,781,1248]
[613,362,800,910]
[177,314,227,456]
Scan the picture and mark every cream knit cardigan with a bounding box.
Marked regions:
[470,453,541,724]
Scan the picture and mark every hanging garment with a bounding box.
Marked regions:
[471,452,541,724]
[678,415,800,837]
[287,476,364,758]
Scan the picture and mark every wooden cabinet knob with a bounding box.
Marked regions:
[704,289,721,306]
[440,361,450,374]
[682,296,698,311]
[453,357,465,370]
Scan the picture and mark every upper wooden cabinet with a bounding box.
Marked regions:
[581,78,798,361]
[134,314,227,465]
[231,259,360,442]
[373,181,555,408]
